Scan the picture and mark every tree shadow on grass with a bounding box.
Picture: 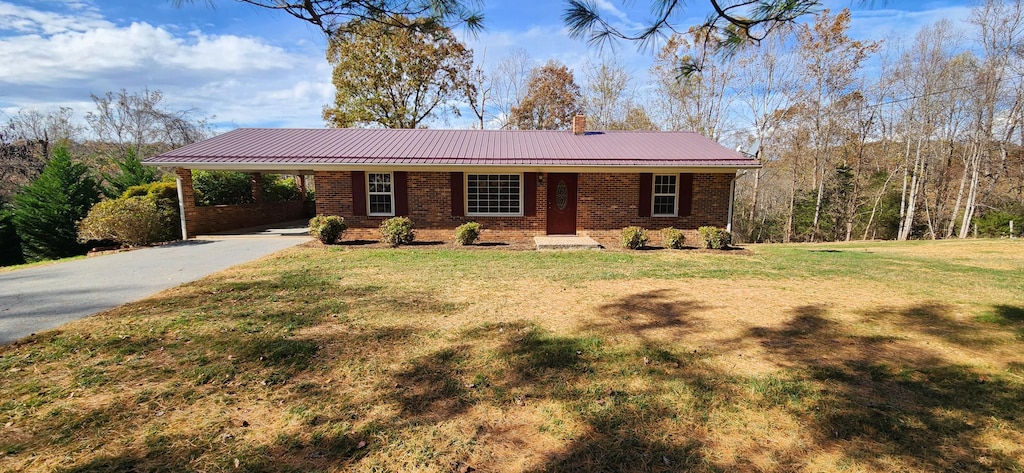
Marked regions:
[588,289,709,342]
[387,345,476,422]
[454,309,725,471]
[861,302,1004,349]
[747,305,1024,471]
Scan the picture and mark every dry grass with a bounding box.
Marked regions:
[2,239,1023,472]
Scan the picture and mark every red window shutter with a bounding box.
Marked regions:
[394,171,409,216]
[639,173,652,217]
[679,173,694,217]
[351,171,366,216]
[450,172,464,216]
[523,172,537,217]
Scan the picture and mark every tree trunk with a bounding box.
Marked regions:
[959,149,981,238]
[810,165,826,243]
[897,139,911,238]
[899,139,924,241]
[945,141,973,238]
[863,167,897,240]
[747,165,761,242]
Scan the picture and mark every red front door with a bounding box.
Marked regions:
[546,173,578,235]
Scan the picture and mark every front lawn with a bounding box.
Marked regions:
[2,239,1023,472]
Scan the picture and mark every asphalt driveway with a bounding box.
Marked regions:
[0,236,309,345]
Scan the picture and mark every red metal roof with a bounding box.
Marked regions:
[144,128,759,170]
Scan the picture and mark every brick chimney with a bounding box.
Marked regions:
[572,113,586,135]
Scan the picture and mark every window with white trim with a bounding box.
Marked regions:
[652,174,678,217]
[467,174,522,216]
[367,172,394,216]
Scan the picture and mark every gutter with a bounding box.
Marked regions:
[142,162,762,174]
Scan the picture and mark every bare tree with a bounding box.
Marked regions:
[465,52,494,129]
[793,9,878,241]
[956,0,1024,238]
[651,30,735,140]
[732,30,797,242]
[490,48,532,130]
[581,57,644,130]
[85,89,210,158]
[5,107,83,144]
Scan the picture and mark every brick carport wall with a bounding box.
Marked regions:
[175,168,307,238]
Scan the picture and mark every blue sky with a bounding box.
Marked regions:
[0,0,975,131]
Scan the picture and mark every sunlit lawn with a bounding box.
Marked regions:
[1,239,1023,472]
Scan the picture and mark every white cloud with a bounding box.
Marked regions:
[846,5,974,44]
[594,0,644,31]
[0,2,332,129]
[0,1,112,35]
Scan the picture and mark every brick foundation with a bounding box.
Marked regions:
[314,170,734,243]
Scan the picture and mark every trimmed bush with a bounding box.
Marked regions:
[380,216,415,247]
[661,227,686,249]
[455,222,481,245]
[698,226,732,249]
[122,180,177,201]
[621,226,649,249]
[308,215,347,244]
[78,196,175,246]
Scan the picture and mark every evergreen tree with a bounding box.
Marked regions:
[101,148,159,198]
[0,202,24,266]
[13,145,101,261]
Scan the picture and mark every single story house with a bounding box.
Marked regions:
[144,115,760,243]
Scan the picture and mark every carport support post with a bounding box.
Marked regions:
[174,168,193,239]
[250,173,264,205]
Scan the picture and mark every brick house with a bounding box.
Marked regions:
[144,116,759,244]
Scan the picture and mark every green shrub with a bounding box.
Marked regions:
[101,148,159,198]
[146,180,179,200]
[455,222,481,245]
[380,216,415,247]
[698,226,732,249]
[621,226,649,249]
[975,209,1024,238]
[308,215,347,244]
[78,196,176,246]
[121,184,150,199]
[122,180,177,201]
[262,175,302,203]
[661,227,686,249]
[192,170,252,206]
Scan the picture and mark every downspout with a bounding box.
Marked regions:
[175,169,189,240]
[726,171,745,233]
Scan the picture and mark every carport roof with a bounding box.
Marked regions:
[144,128,760,170]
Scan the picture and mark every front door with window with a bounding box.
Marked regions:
[546,173,578,234]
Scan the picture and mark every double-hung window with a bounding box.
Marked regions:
[466,174,522,216]
[367,172,394,216]
[652,174,678,217]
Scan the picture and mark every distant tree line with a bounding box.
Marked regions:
[320,1,1022,243]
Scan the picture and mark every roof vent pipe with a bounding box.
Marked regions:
[572,114,586,135]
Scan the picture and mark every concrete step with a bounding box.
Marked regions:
[534,235,603,250]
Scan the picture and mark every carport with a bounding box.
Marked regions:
[168,167,314,239]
